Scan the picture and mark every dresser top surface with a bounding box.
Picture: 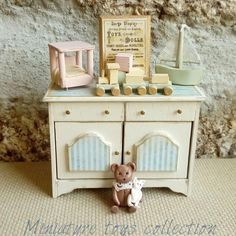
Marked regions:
[43,82,205,102]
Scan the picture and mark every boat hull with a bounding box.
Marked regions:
[155,64,203,85]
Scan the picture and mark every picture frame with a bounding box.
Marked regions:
[99,15,151,77]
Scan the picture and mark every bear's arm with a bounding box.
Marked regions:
[112,188,120,206]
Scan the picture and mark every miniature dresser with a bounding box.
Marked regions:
[43,83,205,198]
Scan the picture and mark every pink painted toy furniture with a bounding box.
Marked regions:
[48,41,95,88]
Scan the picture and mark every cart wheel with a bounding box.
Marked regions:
[164,86,173,96]
[124,86,132,96]
[96,87,105,96]
[148,85,157,95]
[111,86,120,96]
[137,86,146,96]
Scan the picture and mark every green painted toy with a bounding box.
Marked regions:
[155,24,203,85]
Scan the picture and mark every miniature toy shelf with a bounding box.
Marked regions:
[43,82,205,102]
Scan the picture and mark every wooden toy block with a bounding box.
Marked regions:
[151,73,169,84]
[115,53,133,72]
[109,70,119,84]
[106,63,120,84]
[125,68,145,84]
[98,77,109,84]
[98,70,109,84]
[106,63,120,70]
[125,75,143,84]
[129,68,145,76]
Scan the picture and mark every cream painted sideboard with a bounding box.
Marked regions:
[43,83,205,198]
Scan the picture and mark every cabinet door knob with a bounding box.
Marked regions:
[65,110,70,115]
[126,151,131,155]
[140,110,145,115]
[177,109,182,114]
[114,151,120,155]
[105,110,110,115]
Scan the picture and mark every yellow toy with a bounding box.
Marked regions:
[123,68,147,96]
[96,63,120,96]
[148,73,173,96]
[106,63,120,84]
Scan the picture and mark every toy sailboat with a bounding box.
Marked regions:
[155,24,203,85]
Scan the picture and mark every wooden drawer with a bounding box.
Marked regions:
[51,102,124,121]
[125,102,197,121]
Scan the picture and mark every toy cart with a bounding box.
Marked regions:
[96,63,120,96]
[148,74,173,96]
[122,68,147,96]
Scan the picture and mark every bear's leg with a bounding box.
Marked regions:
[128,206,137,213]
[111,205,119,213]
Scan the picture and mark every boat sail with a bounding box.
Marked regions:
[155,24,203,85]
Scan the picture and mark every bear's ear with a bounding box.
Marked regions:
[111,163,119,172]
[127,162,136,171]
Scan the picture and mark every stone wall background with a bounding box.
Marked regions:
[0,0,235,161]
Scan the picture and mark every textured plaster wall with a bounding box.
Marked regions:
[0,0,236,161]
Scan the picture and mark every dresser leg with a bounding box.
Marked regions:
[52,180,59,198]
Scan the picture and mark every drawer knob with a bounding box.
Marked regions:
[105,110,110,115]
[65,110,70,115]
[177,109,182,114]
[140,110,145,115]
[126,151,131,155]
[114,151,120,155]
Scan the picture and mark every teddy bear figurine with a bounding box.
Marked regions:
[111,162,138,213]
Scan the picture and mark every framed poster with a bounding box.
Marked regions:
[99,15,151,77]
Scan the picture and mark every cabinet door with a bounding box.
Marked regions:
[55,122,122,179]
[123,122,191,179]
